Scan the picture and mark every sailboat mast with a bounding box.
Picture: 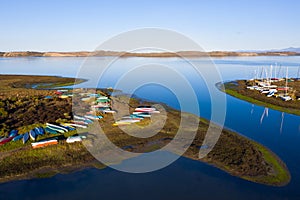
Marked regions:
[285,67,288,96]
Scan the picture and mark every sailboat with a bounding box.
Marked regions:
[280,67,292,101]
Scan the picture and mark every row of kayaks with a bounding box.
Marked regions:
[0,127,45,145]
[0,122,86,146]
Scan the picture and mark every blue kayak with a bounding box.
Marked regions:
[38,127,45,135]
[29,130,37,141]
[59,124,76,131]
[9,130,18,138]
[12,134,23,141]
[23,132,29,144]
[34,127,45,135]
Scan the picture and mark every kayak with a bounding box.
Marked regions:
[62,123,87,129]
[46,125,65,133]
[9,129,18,138]
[34,127,44,135]
[12,134,24,141]
[23,132,29,144]
[46,123,68,132]
[66,136,82,143]
[29,130,37,141]
[0,137,13,145]
[45,127,58,134]
[59,124,76,131]
[31,139,58,149]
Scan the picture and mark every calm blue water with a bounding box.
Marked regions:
[0,56,300,199]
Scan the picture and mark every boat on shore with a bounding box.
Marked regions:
[46,123,68,132]
[62,123,87,129]
[0,137,13,145]
[9,130,18,138]
[31,139,58,149]
[12,134,24,141]
[66,135,86,143]
[23,132,29,144]
[29,130,37,141]
[45,127,58,134]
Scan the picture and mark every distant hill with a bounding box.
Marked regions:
[238,47,300,53]
[0,50,299,57]
[273,47,300,53]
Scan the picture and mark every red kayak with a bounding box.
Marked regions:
[0,137,13,145]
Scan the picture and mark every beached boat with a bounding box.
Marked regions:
[84,114,103,120]
[59,124,76,131]
[0,137,13,145]
[280,95,292,101]
[34,127,45,135]
[71,120,88,125]
[112,122,132,126]
[23,132,29,144]
[12,134,24,141]
[46,123,68,132]
[132,112,151,117]
[115,119,140,125]
[97,96,108,100]
[102,109,116,113]
[29,130,37,141]
[9,130,18,138]
[31,139,58,149]
[74,115,93,124]
[66,135,85,143]
[46,125,65,133]
[45,127,58,134]
[122,114,145,120]
[62,123,87,129]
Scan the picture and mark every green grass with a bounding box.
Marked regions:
[242,143,291,186]
[225,89,300,116]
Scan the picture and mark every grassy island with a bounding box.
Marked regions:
[0,75,290,186]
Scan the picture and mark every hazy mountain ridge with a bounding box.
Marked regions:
[0,50,299,57]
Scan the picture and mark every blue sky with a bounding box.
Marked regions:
[0,0,299,51]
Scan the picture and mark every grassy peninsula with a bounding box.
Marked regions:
[0,75,290,186]
[221,80,300,116]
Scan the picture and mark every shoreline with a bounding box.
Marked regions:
[0,50,300,58]
[219,81,300,116]
[0,75,291,186]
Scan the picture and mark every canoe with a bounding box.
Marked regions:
[38,127,45,135]
[46,126,65,133]
[9,129,18,138]
[46,123,68,132]
[0,137,13,145]
[12,134,24,141]
[71,120,88,125]
[132,112,151,117]
[62,123,87,129]
[45,127,58,134]
[23,132,29,144]
[59,124,76,131]
[34,127,44,135]
[74,115,93,123]
[66,136,82,143]
[0,137,6,142]
[102,109,116,114]
[112,122,132,126]
[84,114,103,120]
[31,139,58,149]
[29,130,37,141]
